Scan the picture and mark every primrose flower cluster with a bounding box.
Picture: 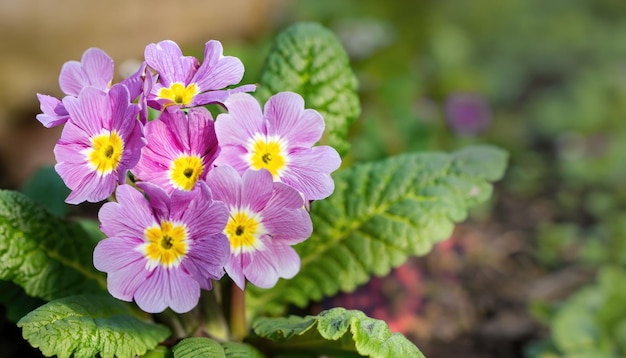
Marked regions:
[37,40,340,313]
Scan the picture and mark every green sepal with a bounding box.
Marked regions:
[247,145,508,317]
[0,190,106,301]
[252,307,424,358]
[256,22,360,156]
[17,294,170,358]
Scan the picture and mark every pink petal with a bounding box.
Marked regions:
[63,87,110,137]
[192,40,245,91]
[241,168,273,213]
[98,185,156,238]
[225,253,247,290]
[244,244,301,288]
[215,93,265,146]
[265,92,325,147]
[104,260,149,302]
[206,165,243,207]
[144,40,198,86]
[282,146,341,201]
[36,94,70,128]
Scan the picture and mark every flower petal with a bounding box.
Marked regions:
[241,168,273,213]
[144,40,197,86]
[265,92,325,147]
[215,92,265,146]
[99,184,156,238]
[36,94,70,128]
[59,48,114,96]
[282,146,341,201]
[244,244,300,288]
[192,40,245,91]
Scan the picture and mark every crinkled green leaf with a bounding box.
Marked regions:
[221,342,265,358]
[17,294,170,358]
[20,165,71,218]
[173,338,265,358]
[252,307,424,358]
[173,337,225,358]
[248,145,508,317]
[0,190,106,300]
[256,22,360,156]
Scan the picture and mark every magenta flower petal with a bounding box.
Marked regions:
[104,260,149,302]
[144,40,198,86]
[36,94,70,128]
[191,40,245,91]
[98,185,158,238]
[133,107,219,194]
[264,92,325,147]
[94,183,229,313]
[261,182,313,245]
[134,268,201,314]
[243,244,301,289]
[224,255,246,290]
[94,237,147,301]
[241,168,273,213]
[207,166,312,289]
[183,235,230,290]
[281,146,341,201]
[59,48,114,96]
[191,84,257,107]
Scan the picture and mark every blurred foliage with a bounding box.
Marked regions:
[527,267,626,357]
[250,0,626,354]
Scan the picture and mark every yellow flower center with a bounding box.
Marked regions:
[157,82,199,106]
[248,135,287,179]
[144,220,188,268]
[87,130,124,176]
[225,210,265,254]
[169,155,204,191]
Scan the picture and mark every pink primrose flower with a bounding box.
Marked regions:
[93,182,230,313]
[214,92,341,201]
[144,39,255,110]
[133,107,220,194]
[206,166,313,289]
[54,84,144,204]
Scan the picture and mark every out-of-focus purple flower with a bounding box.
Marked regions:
[37,48,115,128]
[444,92,492,136]
[133,107,220,194]
[93,182,230,313]
[54,84,144,204]
[144,40,255,110]
[214,92,341,201]
[206,166,312,289]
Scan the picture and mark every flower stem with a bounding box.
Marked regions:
[229,282,248,342]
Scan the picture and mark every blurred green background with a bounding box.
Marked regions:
[3,0,626,357]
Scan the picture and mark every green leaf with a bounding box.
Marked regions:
[17,294,170,358]
[252,307,424,358]
[256,22,360,156]
[221,342,265,358]
[247,145,508,317]
[173,337,225,358]
[20,165,71,218]
[0,190,106,300]
[173,338,266,358]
